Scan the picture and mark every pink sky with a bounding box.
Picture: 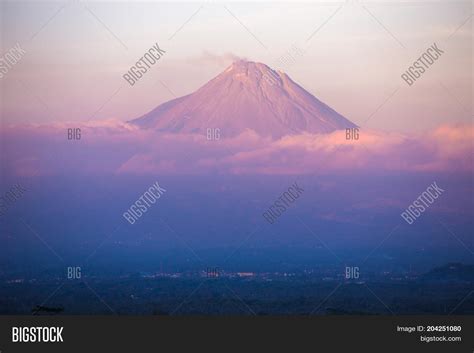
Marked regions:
[0,1,472,133]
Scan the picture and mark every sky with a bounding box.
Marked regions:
[0,0,472,132]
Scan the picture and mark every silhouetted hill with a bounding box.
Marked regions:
[422,263,474,282]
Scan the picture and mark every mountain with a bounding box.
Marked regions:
[130,60,356,138]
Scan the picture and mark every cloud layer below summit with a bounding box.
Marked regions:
[1,121,471,177]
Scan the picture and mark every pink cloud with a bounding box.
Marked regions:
[1,121,472,176]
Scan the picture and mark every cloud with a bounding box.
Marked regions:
[1,121,472,177]
[192,51,247,67]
